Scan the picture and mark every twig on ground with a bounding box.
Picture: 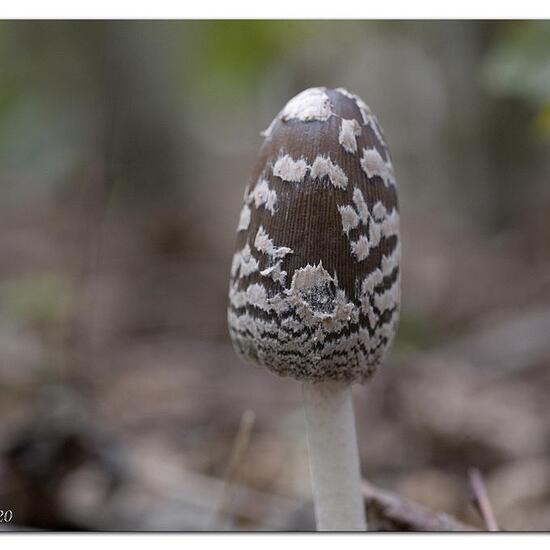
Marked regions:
[131,451,305,530]
[468,468,499,531]
[211,409,256,527]
[362,480,477,531]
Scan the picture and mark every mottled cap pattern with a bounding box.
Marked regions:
[228,87,400,383]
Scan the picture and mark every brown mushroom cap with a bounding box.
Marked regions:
[228,87,400,383]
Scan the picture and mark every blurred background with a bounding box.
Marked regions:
[1,20,550,531]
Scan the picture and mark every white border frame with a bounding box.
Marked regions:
[0,1,549,19]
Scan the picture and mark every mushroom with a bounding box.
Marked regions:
[228,87,400,531]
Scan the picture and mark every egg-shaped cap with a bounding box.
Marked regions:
[228,87,400,383]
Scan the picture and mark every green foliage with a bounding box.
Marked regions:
[0,273,74,328]
[201,21,299,83]
[187,21,304,106]
[394,312,446,351]
[482,21,550,136]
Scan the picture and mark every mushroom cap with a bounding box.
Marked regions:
[228,87,400,383]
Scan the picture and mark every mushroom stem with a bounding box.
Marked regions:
[302,380,367,531]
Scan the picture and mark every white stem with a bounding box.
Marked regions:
[302,380,367,531]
